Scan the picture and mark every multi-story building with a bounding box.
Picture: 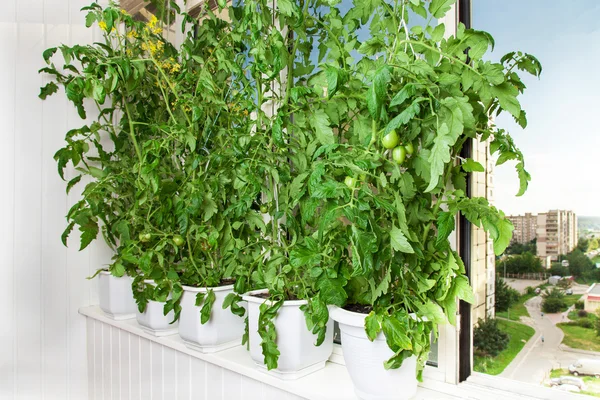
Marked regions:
[506,213,537,244]
[470,139,497,321]
[536,210,578,261]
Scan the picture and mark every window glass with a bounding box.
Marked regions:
[473,1,600,393]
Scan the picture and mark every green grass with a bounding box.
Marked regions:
[563,294,584,310]
[568,310,598,322]
[496,292,537,321]
[474,319,535,375]
[558,323,600,352]
[549,369,600,398]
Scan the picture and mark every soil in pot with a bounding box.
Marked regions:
[343,304,373,314]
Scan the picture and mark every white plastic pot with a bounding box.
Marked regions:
[178,284,244,353]
[242,289,333,380]
[98,271,136,320]
[329,306,418,400]
[135,280,178,337]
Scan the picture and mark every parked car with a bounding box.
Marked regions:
[569,359,600,377]
[550,376,586,390]
[566,288,573,295]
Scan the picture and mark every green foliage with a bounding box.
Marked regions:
[495,276,519,313]
[473,318,509,357]
[550,263,569,277]
[42,0,540,378]
[500,252,543,274]
[575,300,585,310]
[541,288,567,313]
[525,286,535,295]
[565,249,595,277]
[505,239,536,255]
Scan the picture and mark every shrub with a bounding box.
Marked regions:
[473,318,510,357]
[549,263,569,277]
[541,287,567,313]
[578,310,588,318]
[577,319,594,329]
[542,297,566,313]
[495,276,520,312]
[575,300,585,310]
[525,286,535,295]
[596,309,600,336]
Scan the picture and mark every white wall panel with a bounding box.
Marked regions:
[0,21,18,400]
[85,319,307,400]
[0,3,118,399]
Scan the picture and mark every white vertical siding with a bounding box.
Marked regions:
[0,1,113,399]
[85,319,306,400]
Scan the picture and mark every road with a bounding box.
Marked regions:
[500,288,600,385]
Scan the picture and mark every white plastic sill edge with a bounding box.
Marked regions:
[80,306,584,400]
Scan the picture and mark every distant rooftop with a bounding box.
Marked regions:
[589,283,600,295]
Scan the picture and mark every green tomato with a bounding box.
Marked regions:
[173,234,185,246]
[392,146,406,164]
[139,233,151,242]
[344,176,357,189]
[381,130,399,149]
[260,204,268,213]
[404,142,414,155]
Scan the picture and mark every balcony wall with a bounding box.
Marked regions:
[0,1,114,398]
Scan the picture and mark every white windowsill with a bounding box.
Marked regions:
[79,306,587,400]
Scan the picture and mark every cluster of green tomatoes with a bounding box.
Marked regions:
[344,129,414,189]
[381,129,414,163]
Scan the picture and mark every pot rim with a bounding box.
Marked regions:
[328,305,368,327]
[182,284,234,293]
[329,305,418,327]
[99,270,130,278]
[242,288,308,307]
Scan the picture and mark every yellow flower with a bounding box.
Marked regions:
[126,30,138,39]
[146,15,162,35]
[99,21,108,31]
[121,9,129,16]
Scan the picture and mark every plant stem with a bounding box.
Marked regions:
[123,100,143,163]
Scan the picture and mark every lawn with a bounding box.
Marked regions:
[568,310,598,322]
[496,292,536,321]
[549,369,600,398]
[563,294,584,310]
[474,319,535,376]
[557,323,600,352]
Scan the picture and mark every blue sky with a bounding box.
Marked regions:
[473,1,600,217]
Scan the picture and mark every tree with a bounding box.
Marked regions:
[589,238,599,252]
[541,288,566,313]
[577,238,590,253]
[495,276,520,312]
[502,252,543,274]
[474,319,509,357]
[549,263,569,277]
[565,249,594,277]
[505,239,536,255]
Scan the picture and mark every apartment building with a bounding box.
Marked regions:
[506,213,537,244]
[536,210,578,261]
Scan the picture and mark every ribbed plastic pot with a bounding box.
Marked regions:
[178,284,244,353]
[329,306,418,400]
[135,280,178,336]
[98,271,136,320]
[242,289,333,380]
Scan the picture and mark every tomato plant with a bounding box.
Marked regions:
[41,0,540,379]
